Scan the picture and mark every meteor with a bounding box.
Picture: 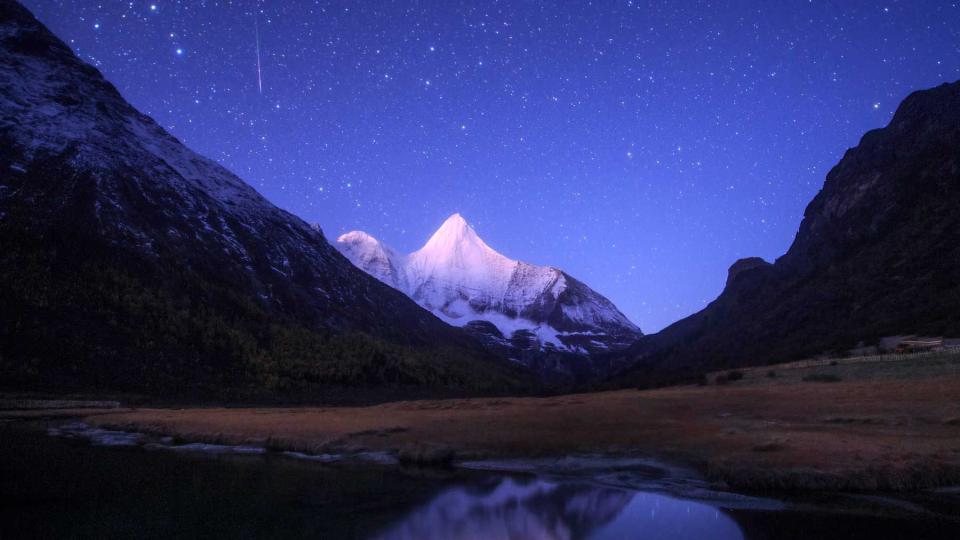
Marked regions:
[254,12,262,94]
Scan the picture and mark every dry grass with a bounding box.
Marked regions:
[0,399,120,410]
[73,355,960,491]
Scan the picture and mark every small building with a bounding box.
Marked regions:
[878,335,912,352]
[895,337,944,353]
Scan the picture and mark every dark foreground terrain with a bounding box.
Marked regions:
[2,420,960,539]
[6,351,955,493]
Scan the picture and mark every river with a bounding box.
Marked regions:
[1,421,958,539]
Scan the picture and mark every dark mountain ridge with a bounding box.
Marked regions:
[0,0,526,398]
[615,80,960,384]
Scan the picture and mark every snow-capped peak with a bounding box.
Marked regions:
[336,230,395,259]
[336,230,403,287]
[406,214,516,299]
[337,230,378,245]
[417,214,498,262]
[335,214,642,356]
[419,213,490,256]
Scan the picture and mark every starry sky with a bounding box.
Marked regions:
[25,1,960,332]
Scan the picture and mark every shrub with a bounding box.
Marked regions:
[715,374,729,385]
[726,370,744,382]
[829,360,839,366]
[696,373,709,386]
[753,440,786,452]
[766,370,777,378]
[803,373,842,383]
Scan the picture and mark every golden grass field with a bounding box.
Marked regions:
[68,353,960,491]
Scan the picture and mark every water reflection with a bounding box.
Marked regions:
[8,424,956,539]
[373,476,744,540]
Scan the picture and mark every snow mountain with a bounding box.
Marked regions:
[337,214,642,355]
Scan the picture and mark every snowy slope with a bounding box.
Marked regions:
[337,214,642,354]
[0,1,493,351]
[336,230,406,289]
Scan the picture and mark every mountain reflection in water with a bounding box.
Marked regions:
[4,426,959,539]
[372,476,743,540]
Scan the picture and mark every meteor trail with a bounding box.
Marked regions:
[254,12,263,94]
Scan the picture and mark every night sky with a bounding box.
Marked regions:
[25,1,960,332]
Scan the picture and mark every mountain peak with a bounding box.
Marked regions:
[725,257,772,287]
[417,213,499,263]
[337,230,380,246]
[338,213,642,360]
[433,212,476,239]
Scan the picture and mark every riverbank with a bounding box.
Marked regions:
[5,353,960,493]
[44,353,954,493]
[6,424,958,539]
